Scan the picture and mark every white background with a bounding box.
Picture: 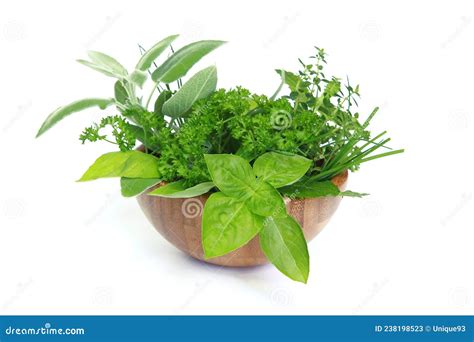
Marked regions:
[0,0,473,315]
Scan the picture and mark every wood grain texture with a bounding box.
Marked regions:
[137,170,348,267]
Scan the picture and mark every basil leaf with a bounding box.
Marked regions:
[253,152,312,188]
[120,178,162,197]
[162,66,217,118]
[148,180,214,198]
[36,98,114,137]
[204,154,257,198]
[202,192,264,258]
[245,181,286,218]
[78,151,160,181]
[260,215,309,283]
[135,34,179,71]
[151,40,226,83]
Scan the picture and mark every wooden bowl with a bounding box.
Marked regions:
[137,171,348,267]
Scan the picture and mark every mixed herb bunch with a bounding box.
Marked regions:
[37,35,403,283]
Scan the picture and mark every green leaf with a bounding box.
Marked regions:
[275,69,301,91]
[154,90,172,116]
[204,154,257,199]
[129,69,147,88]
[202,192,264,258]
[36,98,114,137]
[127,124,160,151]
[148,180,214,198]
[340,190,369,198]
[151,40,226,83]
[324,78,341,98]
[78,151,160,181]
[280,178,340,198]
[77,59,118,78]
[135,34,179,71]
[260,215,309,283]
[120,177,162,197]
[114,81,128,105]
[245,181,286,218]
[253,152,312,188]
[162,66,217,117]
[87,51,127,77]
[281,177,367,199]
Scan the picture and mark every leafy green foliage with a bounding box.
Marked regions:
[37,37,403,283]
[78,151,160,181]
[80,115,136,151]
[162,66,218,117]
[260,216,309,283]
[151,40,226,83]
[148,180,214,198]
[36,98,114,137]
[120,178,162,197]
[202,192,264,258]
[253,152,312,188]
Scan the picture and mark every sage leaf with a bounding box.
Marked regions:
[149,180,214,198]
[245,181,286,218]
[135,34,179,71]
[154,90,172,116]
[78,151,160,181]
[202,192,264,258]
[129,69,147,88]
[77,59,118,78]
[87,51,128,77]
[36,98,114,137]
[253,152,312,188]
[260,215,309,283]
[120,177,162,197]
[114,81,128,105]
[204,154,257,199]
[162,66,217,117]
[151,40,226,83]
